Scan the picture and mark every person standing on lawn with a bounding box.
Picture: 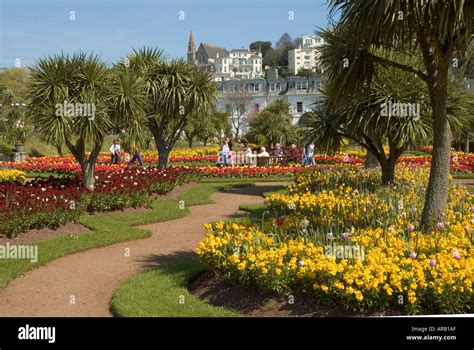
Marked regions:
[109,139,117,164]
[219,139,229,166]
[128,144,144,166]
[307,143,316,166]
[114,139,122,164]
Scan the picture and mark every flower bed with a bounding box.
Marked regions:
[0,167,197,237]
[196,167,474,314]
[0,169,26,183]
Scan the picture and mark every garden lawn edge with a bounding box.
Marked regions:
[0,182,252,290]
[110,257,240,317]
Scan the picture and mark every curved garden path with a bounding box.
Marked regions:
[0,182,286,317]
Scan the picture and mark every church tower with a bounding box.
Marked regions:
[187,31,197,66]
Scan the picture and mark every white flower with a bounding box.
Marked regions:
[133,182,138,186]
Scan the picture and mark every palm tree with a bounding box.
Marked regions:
[28,53,145,188]
[321,0,473,228]
[304,64,471,184]
[124,48,217,168]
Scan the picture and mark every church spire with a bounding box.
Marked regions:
[187,31,197,66]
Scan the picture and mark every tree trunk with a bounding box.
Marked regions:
[188,137,193,149]
[81,162,95,189]
[157,142,169,169]
[203,136,209,146]
[55,143,63,156]
[381,157,396,185]
[421,59,451,229]
[464,131,469,153]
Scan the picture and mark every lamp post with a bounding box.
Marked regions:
[10,102,27,160]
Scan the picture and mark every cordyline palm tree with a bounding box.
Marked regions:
[28,53,146,188]
[120,48,217,168]
[249,99,294,148]
[304,63,472,184]
[321,0,473,228]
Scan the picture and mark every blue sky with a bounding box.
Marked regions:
[0,0,330,68]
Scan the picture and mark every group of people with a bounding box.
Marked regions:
[218,139,316,166]
[109,139,143,166]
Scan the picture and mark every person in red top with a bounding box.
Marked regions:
[288,144,300,163]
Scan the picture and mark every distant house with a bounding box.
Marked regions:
[216,76,324,133]
[187,32,263,80]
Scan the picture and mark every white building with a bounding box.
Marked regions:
[288,34,325,75]
[216,76,324,134]
[187,32,263,81]
[215,49,263,80]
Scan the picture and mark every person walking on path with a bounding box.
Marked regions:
[128,144,144,166]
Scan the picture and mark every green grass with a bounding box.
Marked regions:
[0,181,251,289]
[200,176,293,184]
[111,257,240,317]
[179,182,252,205]
[25,171,71,179]
[453,173,474,179]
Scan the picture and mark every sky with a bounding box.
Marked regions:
[0,0,331,68]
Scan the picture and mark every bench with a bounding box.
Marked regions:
[256,156,288,167]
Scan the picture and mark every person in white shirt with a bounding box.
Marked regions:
[257,147,269,157]
[109,140,116,164]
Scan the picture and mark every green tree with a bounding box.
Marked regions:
[304,64,472,184]
[321,0,473,228]
[28,53,146,188]
[248,99,295,148]
[124,48,217,168]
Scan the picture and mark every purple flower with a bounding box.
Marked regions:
[342,232,351,240]
[410,252,417,260]
[437,222,445,231]
[453,251,461,260]
[470,207,474,213]
[407,224,415,232]
[388,227,395,233]
[429,259,437,267]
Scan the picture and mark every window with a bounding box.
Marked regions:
[248,83,260,92]
[296,81,308,90]
[297,102,303,112]
[269,83,281,92]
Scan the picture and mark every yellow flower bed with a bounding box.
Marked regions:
[196,168,474,314]
[0,169,26,183]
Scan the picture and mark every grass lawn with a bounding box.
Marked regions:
[111,257,240,317]
[453,173,474,179]
[0,181,255,289]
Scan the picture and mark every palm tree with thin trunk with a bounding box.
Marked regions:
[28,53,146,188]
[123,48,217,168]
[321,0,473,228]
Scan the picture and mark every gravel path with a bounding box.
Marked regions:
[0,183,286,317]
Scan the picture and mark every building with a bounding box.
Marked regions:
[187,32,263,80]
[288,34,325,75]
[216,76,324,134]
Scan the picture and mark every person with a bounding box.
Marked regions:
[114,139,122,164]
[228,136,234,151]
[228,145,235,167]
[219,139,229,166]
[301,145,307,165]
[272,143,284,157]
[307,143,315,166]
[288,144,299,163]
[109,140,116,164]
[257,147,269,157]
[128,144,144,166]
